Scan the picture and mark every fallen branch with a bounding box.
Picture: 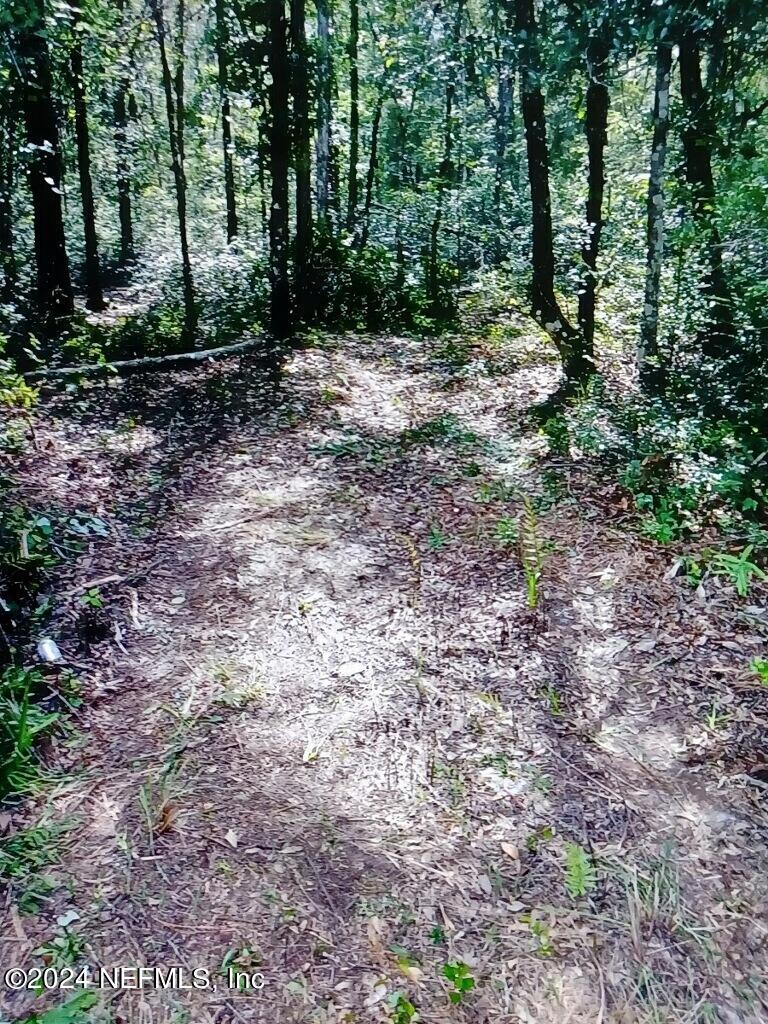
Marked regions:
[24,336,266,382]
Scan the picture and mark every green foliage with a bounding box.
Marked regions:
[0,820,70,914]
[564,842,597,899]
[519,498,544,608]
[388,992,419,1023]
[0,666,59,797]
[397,414,477,450]
[708,545,766,597]
[749,657,768,686]
[494,515,518,546]
[312,231,441,331]
[16,992,99,1024]
[442,961,476,1004]
[79,586,104,609]
[427,525,448,551]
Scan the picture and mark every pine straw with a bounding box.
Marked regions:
[2,321,767,1024]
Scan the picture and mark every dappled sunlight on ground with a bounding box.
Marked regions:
[2,324,768,1023]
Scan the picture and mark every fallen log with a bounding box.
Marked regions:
[24,336,266,382]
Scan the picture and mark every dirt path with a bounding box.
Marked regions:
[3,328,768,1024]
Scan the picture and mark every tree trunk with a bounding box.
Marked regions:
[114,0,134,263]
[514,0,586,381]
[315,0,332,228]
[257,119,269,239]
[346,0,359,231]
[20,0,74,337]
[0,84,17,303]
[678,31,733,357]
[428,0,463,315]
[492,0,514,262]
[267,0,292,341]
[577,31,609,358]
[359,91,384,250]
[175,0,186,165]
[151,0,197,346]
[639,41,672,391]
[71,31,105,311]
[215,0,238,241]
[290,0,313,319]
[114,82,135,262]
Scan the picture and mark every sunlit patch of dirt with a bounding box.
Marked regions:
[2,327,768,1023]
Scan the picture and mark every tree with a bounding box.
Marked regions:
[427,0,464,315]
[577,24,610,357]
[19,0,74,336]
[150,0,197,346]
[267,0,292,340]
[215,0,238,242]
[0,75,17,303]
[290,0,312,318]
[315,0,333,229]
[638,39,672,390]
[513,0,588,383]
[678,22,734,356]
[346,0,360,231]
[113,0,136,264]
[71,2,106,312]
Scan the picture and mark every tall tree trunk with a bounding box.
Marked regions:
[678,31,733,357]
[0,85,17,303]
[514,0,586,382]
[492,0,514,262]
[215,0,238,241]
[428,0,463,314]
[315,0,332,229]
[20,0,74,337]
[151,0,197,346]
[114,83,135,261]
[267,0,292,341]
[290,0,313,319]
[639,41,672,391]
[175,0,186,165]
[257,119,269,239]
[71,25,105,311]
[346,0,359,231]
[577,31,609,358]
[114,0,134,263]
[359,91,384,250]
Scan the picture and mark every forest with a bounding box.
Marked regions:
[1,0,768,1022]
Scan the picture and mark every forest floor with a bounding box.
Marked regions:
[2,312,768,1024]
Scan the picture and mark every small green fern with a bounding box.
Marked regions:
[519,498,544,608]
[564,842,597,898]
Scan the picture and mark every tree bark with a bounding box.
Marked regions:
[678,30,733,357]
[492,0,514,262]
[175,0,186,165]
[346,0,359,231]
[20,0,74,337]
[257,119,269,239]
[114,83,135,261]
[315,0,332,228]
[215,0,238,241]
[114,0,135,263]
[577,31,609,357]
[267,0,292,340]
[359,91,384,250]
[290,0,313,319]
[150,0,197,346]
[639,41,672,391]
[71,26,105,311]
[514,0,586,381]
[0,83,17,303]
[427,0,463,315]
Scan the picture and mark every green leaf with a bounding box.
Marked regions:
[564,842,597,898]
